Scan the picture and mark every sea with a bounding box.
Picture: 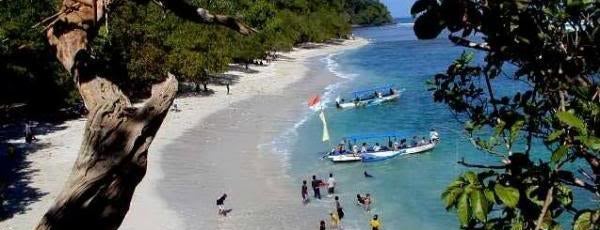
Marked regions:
[269,20,594,229]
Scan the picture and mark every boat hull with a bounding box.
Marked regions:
[327,141,438,163]
[328,154,362,162]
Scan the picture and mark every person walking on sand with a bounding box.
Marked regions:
[301,180,309,203]
[226,82,230,95]
[24,121,36,144]
[311,175,322,199]
[327,173,336,195]
[370,214,381,230]
[216,193,227,215]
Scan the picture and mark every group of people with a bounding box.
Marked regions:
[303,172,381,230]
[331,129,440,155]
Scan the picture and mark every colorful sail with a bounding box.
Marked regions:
[319,110,330,142]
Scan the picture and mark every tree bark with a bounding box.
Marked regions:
[36,1,177,229]
[36,0,253,229]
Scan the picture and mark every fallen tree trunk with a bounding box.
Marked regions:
[35,0,253,229]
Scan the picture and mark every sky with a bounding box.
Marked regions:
[381,0,415,18]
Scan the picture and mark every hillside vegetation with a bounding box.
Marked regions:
[0,0,391,117]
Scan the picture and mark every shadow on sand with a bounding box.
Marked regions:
[0,122,70,221]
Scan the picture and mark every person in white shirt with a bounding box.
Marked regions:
[419,137,427,146]
[361,143,368,153]
[352,144,359,154]
[327,173,336,194]
[430,128,440,142]
[373,143,381,152]
[393,140,399,150]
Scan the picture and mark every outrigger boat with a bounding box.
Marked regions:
[335,85,401,109]
[326,131,440,163]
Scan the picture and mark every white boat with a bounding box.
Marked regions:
[325,132,440,163]
[335,85,401,109]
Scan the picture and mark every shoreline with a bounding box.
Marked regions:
[0,38,368,229]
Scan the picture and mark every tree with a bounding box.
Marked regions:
[34,0,252,229]
[411,0,599,229]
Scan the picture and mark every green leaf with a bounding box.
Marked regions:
[471,190,489,222]
[464,171,478,185]
[526,185,544,206]
[551,145,568,164]
[573,210,596,230]
[556,111,586,133]
[442,187,463,210]
[555,184,573,207]
[511,216,524,230]
[457,192,471,226]
[494,184,520,208]
[484,188,496,203]
[546,130,564,142]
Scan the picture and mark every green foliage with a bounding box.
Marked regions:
[346,0,393,26]
[1,0,392,113]
[412,0,600,228]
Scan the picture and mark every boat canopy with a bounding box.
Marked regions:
[343,131,412,141]
[349,84,394,98]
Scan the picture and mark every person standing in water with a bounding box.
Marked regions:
[327,173,336,195]
[216,193,227,215]
[301,180,309,203]
[370,214,381,230]
[320,220,326,230]
[311,175,322,199]
[334,196,344,221]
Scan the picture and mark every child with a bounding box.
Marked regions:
[301,180,309,203]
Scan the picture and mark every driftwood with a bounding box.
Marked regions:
[36,0,253,229]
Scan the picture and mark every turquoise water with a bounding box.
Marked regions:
[276,24,593,229]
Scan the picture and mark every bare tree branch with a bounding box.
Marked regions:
[156,0,256,35]
[457,158,507,169]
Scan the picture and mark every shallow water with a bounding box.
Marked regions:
[276,24,594,229]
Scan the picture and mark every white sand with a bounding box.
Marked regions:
[0,38,367,229]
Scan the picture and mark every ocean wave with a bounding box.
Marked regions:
[396,22,414,28]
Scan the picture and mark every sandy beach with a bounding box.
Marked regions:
[0,37,368,229]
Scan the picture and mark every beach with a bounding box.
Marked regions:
[0,37,368,230]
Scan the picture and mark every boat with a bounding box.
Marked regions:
[335,85,402,109]
[326,131,439,163]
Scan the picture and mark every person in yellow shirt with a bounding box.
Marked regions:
[370,214,381,230]
[330,212,340,229]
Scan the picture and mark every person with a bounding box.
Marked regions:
[364,171,373,178]
[301,180,309,203]
[24,121,36,144]
[334,196,344,220]
[329,212,340,229]
[226,83,230,95]
[216,193,227,215]
[327,173,336,195]
[392,139,399,150]
[373,143,381,152]
[352,144,359,154]
[7,143,16,159]
[311,175,322,199]
[370,214,381,230]
[336,144,344,154]
[356,194,365,206]
[320,220,326,230]
[360,143,368,153]
[364,193,372,211]
[389,88,394,95]
[420,137,427,145]
[400,139,407,149]
[411,136,418,147]
[430,128,440,142]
